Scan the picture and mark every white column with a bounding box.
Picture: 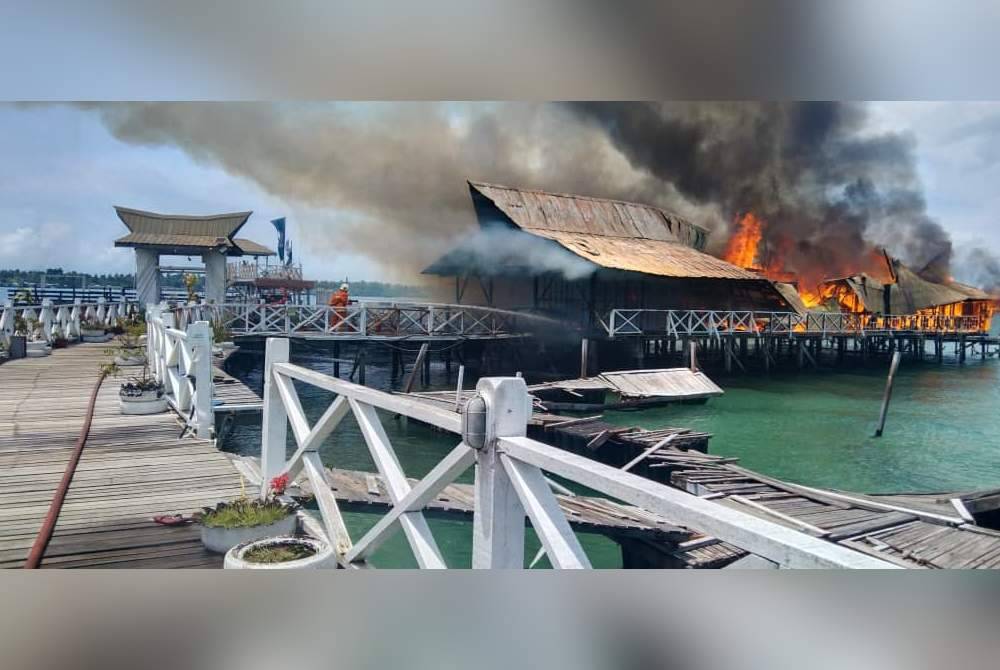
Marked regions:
[187,320,214,440]
[471,376,532,569]
[135,248,161,306]
[260,337,290,498]
[203,251,227,304]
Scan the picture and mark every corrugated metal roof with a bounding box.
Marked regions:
[232,238,276,256]
[114,206,252,238]
[527,230,761,280]
[469,181,708,250]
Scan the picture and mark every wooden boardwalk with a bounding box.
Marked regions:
[0,343,247,568]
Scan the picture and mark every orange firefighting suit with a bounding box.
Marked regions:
[328,289,349,330]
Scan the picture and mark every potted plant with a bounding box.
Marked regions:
[22,317,51,358]
[200,475,298,554]
[224,535,335,570]
[51,336,70,349]
[80,317,108,342]
[211,319,236,354]
[111,329,146,366]
[117,363,167,415]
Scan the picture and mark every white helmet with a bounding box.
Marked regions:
[340,283,349,291]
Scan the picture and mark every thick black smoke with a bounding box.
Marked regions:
[567,102,955,285]
[82,102,989,289]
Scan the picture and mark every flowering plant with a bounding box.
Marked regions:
[270,473,290,496]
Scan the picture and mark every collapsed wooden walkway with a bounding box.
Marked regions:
[0,343,247,568]
[667,460,1000,568]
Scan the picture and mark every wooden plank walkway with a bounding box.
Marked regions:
[0,343,247,568]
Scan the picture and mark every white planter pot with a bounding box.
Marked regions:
[81,328,108,343]
[26,341,51,357]
[201,514,298,554]
[224,536,335,570]
[114,353,147,366]
[119,390,167,415]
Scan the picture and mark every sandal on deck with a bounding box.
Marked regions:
[153,514,194,526]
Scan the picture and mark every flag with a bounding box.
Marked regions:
[271,217,286,262]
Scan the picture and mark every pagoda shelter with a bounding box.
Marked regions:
[113,207,275,305]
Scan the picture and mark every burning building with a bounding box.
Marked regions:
[816,254,996,328]
[424,181,790,331]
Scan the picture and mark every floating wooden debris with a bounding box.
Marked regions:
[528,368,724,410]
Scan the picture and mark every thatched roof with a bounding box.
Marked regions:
[821,257,993,315]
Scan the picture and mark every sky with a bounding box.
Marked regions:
[2,102,1000,285]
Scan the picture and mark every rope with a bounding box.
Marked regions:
[23,370,107,569]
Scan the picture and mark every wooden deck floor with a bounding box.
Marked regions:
[0,343,247,568]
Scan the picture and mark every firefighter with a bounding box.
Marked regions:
[328,283,350,330]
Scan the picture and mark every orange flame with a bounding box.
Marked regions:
[722,213,763,269]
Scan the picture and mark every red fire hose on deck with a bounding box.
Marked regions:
[23,371,107,569]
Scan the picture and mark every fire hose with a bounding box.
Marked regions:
[23,371,108,569]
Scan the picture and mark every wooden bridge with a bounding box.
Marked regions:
[174,301,544,341]
[5,325,999,569]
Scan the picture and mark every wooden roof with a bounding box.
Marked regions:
[113,206,270,255]
[114,207,252,237]
[232,238,276,256]
[446,181,763,281]
[469,180,708,248]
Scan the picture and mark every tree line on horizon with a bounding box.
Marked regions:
[1,268,428,297]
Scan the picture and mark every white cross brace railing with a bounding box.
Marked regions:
[146,303,214,439]
[1,298,137,346]
[173,302,525,339]
[259,336,894,570]
[605,309,984,338]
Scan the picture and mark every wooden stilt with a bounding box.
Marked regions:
[874,351,902,438]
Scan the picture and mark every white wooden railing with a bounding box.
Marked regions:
[0,298,137,346]
[605,309,984,339]
[259,337,892,569]
[175,301,535,339]
[146,304,214,439]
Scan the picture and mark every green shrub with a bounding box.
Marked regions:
[200,497,293,529]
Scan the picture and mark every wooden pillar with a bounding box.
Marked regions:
[423,346,432,386]
[333,341,341,378]
[580,337,589,378]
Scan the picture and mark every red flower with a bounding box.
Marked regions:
[270,473,290,496]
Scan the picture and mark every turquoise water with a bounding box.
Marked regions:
[223,345,1000,566]
[603,359,1000,494]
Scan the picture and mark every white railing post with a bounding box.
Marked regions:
[187,320,214,440]
[261,337,290,497]
[40,299,54,342]
[96,297,107,326]
[471,376,532,568]
[0,300,12,346]
[70,299,82,339]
